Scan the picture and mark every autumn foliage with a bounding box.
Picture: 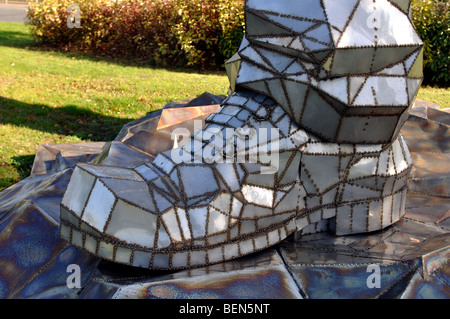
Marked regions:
[27,0,245,70]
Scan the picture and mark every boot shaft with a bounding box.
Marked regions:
[228,0,424,144]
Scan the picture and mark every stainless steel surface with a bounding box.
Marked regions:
[0,95,447,298]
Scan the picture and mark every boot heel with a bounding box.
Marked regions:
[294,186,409,238]
[333,188,408,236]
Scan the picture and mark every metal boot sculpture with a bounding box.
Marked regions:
[60,0,423,270]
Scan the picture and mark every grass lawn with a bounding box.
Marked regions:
[0,22,449,191]
[0,22,229,191]
[415,85,449,109]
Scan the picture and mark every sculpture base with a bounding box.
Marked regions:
[0,93,448,299]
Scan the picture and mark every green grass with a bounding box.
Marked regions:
[416,85,449,109]
[0,22,449,191]
[0,22,229,191]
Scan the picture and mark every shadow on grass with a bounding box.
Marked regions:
[0,28,36,47]
[0,172,20,191]
[0,96,133,142]
[422,76,450,89]
[0,22,227,75]
[11,154,35,177]
[0,97,135,191]
[0,154,34,191]
[24,42,226,75]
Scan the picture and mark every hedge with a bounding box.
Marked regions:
[412,0,449,85]
[27,0,245,69]
[27,0,448,84]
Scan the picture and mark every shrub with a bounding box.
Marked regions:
[25,0,450,79]
[171,0,244,69]
[412,0,449,85]
[27,0,182,65]
[27,0,245,69]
